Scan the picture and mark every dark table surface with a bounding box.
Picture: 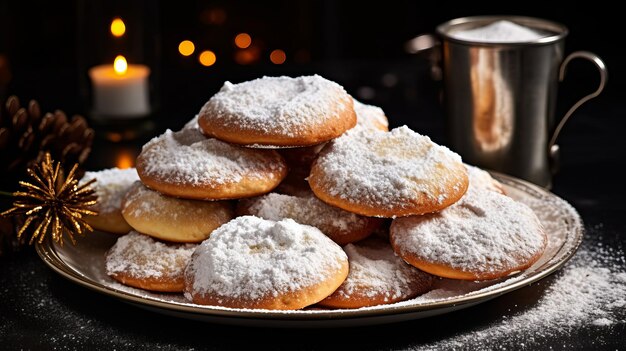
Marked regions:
[1,67,625,350]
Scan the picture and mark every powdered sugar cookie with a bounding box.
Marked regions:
[121,182,234,243]
[319,238,434,308]
[80,168,139,234]
[198,75,356,147]
[181,115,200,130]
[136,128,287,200]
[277,98,388,173]
[352,99,389,132]
[237,192,381,245]
[105,231,197,292]
[465,164,505,194]
[184,216,349,310]
[309,126,469,217]
[390,185,547,281]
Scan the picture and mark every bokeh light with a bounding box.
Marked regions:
[178,40,195,56]
[115,151,135,168]
[235,46,260,65]
[110,18,126,37]
[270,49,286,64]
[200,8,227,25]
[235,33,252,49]
[199,50,217,66]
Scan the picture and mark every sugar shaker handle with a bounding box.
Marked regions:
[549,52,608,154]
[405,34,442,80]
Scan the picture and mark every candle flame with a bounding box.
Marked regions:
[115,150,135,168]
[114,55,128,75]
[110,18,126,37]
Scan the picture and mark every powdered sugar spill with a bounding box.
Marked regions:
[419,233,626,350]
[184,216,347,300]
[137,128,285,186]
[79,168,139,214]
[452,20,546,43]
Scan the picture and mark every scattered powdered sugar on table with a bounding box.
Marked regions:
[137,128,285,185]
[105,231,196,279]
[419,234,626,350]
[79,168,139,214]
[312,126,465,210]
[199,75,351,136]
[451,20,546,43]
[3,225,621,351]
[240,192,369,239]
[185,216,347,300]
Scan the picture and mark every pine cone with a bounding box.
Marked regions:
[0,95,94,182]
[0,95,95,255]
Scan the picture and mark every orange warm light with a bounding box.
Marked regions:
[110,18,126,37]
[270,49,286,64]
[115,151,135,169]
[234,33,252,49]
[235,47,260,65]
[199,50,217,66]
[113,55,128,75]
[178,40,195,56]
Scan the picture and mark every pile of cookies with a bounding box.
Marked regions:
[82,75,547,310]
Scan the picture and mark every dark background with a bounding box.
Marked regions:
[1,1,623,132]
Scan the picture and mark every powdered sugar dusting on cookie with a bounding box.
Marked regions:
[240,193,369,240]
[312,126,466,212]
[352,99,389,131]
[80,168,139,214]
[185,216,347,301]
[333,242,433,302]
[199,75,351,137]
[106,231,196,279]
[392,183,546,275]
[137,128,285,186]
[465,164,505,194]
[122,182,157,217]
[181,115,199,130]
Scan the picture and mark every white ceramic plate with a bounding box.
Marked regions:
[36,173,583,327]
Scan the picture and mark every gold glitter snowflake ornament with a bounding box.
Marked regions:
[0,152,97,246]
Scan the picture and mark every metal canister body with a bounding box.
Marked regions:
[440,22,565,187]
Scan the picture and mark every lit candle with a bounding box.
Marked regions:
[88,55,150,118]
